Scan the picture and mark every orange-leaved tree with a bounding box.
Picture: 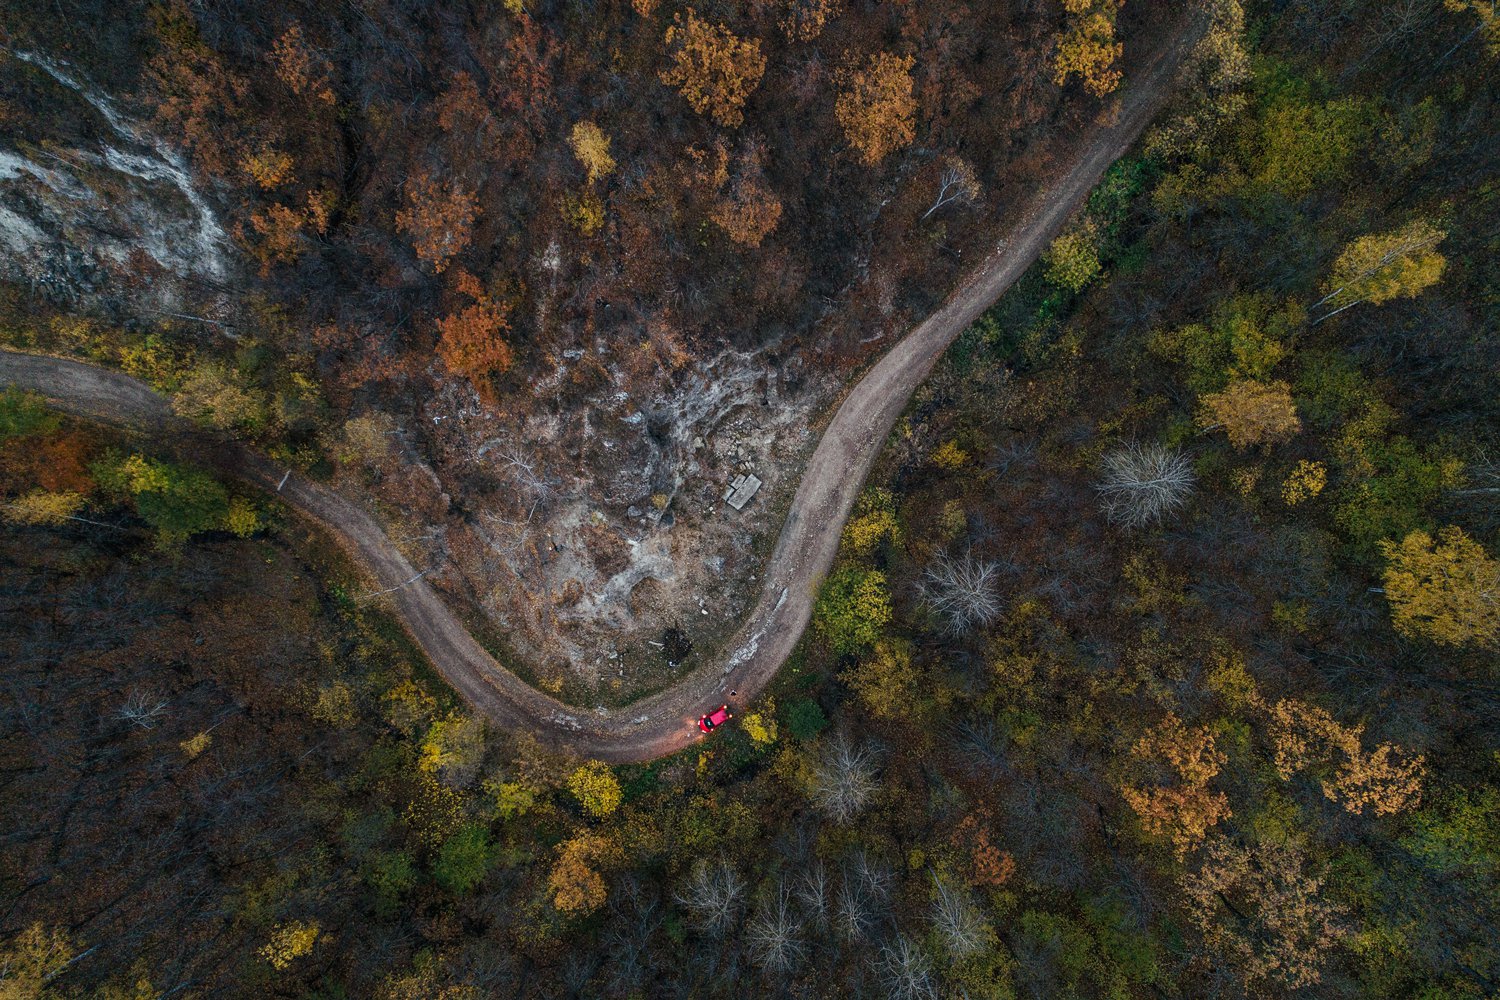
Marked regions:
[835,52,917,166]
[436,271,513,391]
[397,171,478,274]
[661,9,767,128]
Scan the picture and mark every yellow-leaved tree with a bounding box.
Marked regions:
[1315,219,1446,322]
[1053,0,1125,98]
[569,122,616,184]
[1120,713,1232,858]
[567,760,623,818]
[1380,526,1499,649]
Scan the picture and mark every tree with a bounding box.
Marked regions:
[1053,0,1124,98]
[433,824,493,895]
[270,24,334,104]
[1198,379,1301,450]
[567,760,623,818]
[3,490,85,527]
[549,834,615,915]
[813,567,892,654]
[1380,526,1499,649]
[674,858,746,935]
[930,875,989,957]
[1315,219,1447,322]
[661,10,766,127]
[920,551,1003,633]
[1444,0,1500,55]
[921,157,981,220]
[0,923,75,998]
[171,363,268,433]
[841,640,920,720]
[260,921,320,970]
[396,171,478,274]
[1180,838,1348,991]
[93,453,231,546]
[0,389,60,441]
[746,881,805,974]
[1096,442,1196,528]
[1119,713,1231,858]
[420,714,487,788]
[1044,221,1102,291]
[436,271,514,388]
[1267,699,1425,816]
[840,488,901,557]
[875,935,938,1000]
[776,0,841,41]
[710,169,782,248]
[569,122,616,183]
[811,736,879,822]
[835,52,917,166]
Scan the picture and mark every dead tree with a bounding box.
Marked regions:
[1096,442,1196,528]
[876,935,938,1000]
[812,737,879,823]
[674,858,746,937]
[919,551,1003,633]
[746,881,806,975]
[921,158,980,221]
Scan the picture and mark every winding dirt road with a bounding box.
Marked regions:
[2,22,1202,762]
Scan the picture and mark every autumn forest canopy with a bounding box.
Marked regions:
[2,0,1500,997]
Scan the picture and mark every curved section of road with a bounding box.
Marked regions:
[2,22,1201,762]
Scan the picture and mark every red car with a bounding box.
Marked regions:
[698,704,732,734]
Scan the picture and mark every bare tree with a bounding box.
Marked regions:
[812,737,880,823]
[115,689,168,730]
[921,157,981,220]
[795,861,831,935]
[835,853,892,943]
[930,874,988,957]
[920,551,1003,633]
[876,935,939,1000]
[1096,442,1196,528]
[675,858,746,937]
[747,881,806,975]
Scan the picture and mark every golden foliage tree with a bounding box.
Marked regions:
[396,172,478,274]
[835,52,917,166]
[1380,526,1499,649]
[1120,713,1232,858]
[270,24,335,104]
[777,0,841,41]
[1316,219,1447,319]
[1198,379,1301,450]
[569,122,616,183]
[840,639,920,720]
[260,920,320,970]
[436,270,514,387]
[661,10,767,128]
[710,145,783,247]
[1053,0,1125,98]
[3,490,85,527]
[548,833,615,915]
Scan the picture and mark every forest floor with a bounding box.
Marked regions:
[0,16,1203,762]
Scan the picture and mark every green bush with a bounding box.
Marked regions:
[783,698,828,740]
[432,824,492,895]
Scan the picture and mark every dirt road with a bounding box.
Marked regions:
[1,22,1201,762]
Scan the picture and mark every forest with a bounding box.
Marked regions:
[3,0,1500,997]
